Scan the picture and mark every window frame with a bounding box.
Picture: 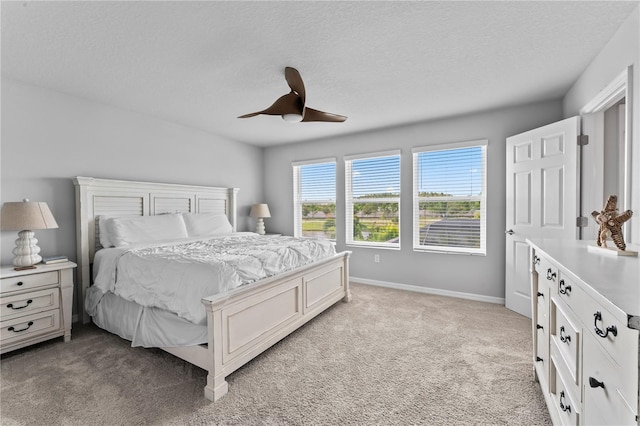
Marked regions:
[345,150,401,249]
[412,140,487,255]
[292,157,337,241]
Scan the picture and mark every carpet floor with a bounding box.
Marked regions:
[1,283,551,425]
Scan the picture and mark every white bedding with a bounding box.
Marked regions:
[87,233,336,327]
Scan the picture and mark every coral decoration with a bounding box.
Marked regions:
[591,195,633,251]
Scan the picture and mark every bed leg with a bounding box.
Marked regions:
[204,374,228,401]
[342,288,352,303]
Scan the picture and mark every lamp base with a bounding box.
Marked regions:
[12,230,43,267]
[255,218,266,235]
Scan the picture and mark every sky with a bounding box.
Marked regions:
[299,146,484,201]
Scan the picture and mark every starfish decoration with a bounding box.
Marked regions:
[591,195,633,250]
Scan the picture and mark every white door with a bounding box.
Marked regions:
[505,116,580,317]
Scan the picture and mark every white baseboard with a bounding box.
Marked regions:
[350,276,505,305]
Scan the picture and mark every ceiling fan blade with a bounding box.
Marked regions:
[284,67,306,106]
[301,107,347,123]
[238,92,303,118]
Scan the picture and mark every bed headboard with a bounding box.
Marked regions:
[73,176,239,323]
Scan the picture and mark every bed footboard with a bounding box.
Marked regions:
[201,251,350,401]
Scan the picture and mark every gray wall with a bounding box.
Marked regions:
[1,78,264,313]
[263,99,563,300]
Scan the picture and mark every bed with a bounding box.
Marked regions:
[73,176,351,401]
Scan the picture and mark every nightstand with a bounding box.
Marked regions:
[0,261,76,354]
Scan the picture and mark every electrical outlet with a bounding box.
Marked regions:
[374,254,380,263]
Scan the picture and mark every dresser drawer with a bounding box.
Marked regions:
[0,288,60,321]
[550,355,580,426]
[551,298,581,387]
[567,285,638,399]
[583,333,637,425]
[0,271,59,294]
[556,272,576,306]
[536,279,550,319]
[535,326,549,387]
[539,258,558,290]
[0,309,61,344]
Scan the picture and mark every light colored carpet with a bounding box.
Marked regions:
[1,283,551,425]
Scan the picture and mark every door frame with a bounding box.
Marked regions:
[579,66,633,242]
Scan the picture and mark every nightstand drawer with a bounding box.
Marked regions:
[0,309,61,344]
[0,288,60,321]
[0,271,59,294]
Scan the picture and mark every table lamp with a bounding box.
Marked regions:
[1,199,59,268]
[250,203,271,235]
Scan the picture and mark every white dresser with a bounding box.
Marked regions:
[527,238,639,425]
[0,261,76,354]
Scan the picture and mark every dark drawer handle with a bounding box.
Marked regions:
[589,377,605,389]
[7,300,33,310]
[536,324,543,330]
[537,292,544,298]
[559,326,571,344]
[8,321,34,333]
[536,356,543,362]
[559,391,571,413]
[594,311,617,338]
[533,255,540,265]
[546,268,556,281]
[16,281,24,287]
[559,279,571,295]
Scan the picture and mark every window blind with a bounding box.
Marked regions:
[413,140,487,254]
[345,152,401,248]
[292,159,336,240]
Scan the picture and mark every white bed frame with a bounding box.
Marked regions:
[73,176,351,401]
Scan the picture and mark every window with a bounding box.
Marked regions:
[345,150,400,248]
[413,140,487,254]
[293,158,336,240]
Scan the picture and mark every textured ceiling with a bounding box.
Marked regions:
[2,1,638,147]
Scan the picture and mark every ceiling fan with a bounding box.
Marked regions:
[238,67,347,123]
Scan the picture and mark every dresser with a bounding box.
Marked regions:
[1,261,76,354]
[527,238,639,425]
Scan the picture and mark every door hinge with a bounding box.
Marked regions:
[577,134,589,146]
[577,216,588,227]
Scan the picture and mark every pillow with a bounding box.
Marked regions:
[182,213,233,237]
[97,215,115,248]
[109,214,189,247]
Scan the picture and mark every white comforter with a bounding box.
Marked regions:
[88,233,336,325]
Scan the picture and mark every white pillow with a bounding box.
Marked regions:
[182,213,233,237]
[97,215,115,248]
[109,214,189,247]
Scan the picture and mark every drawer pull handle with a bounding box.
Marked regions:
[559,279,571,295]
[594,311,617,338]
[537,292,544,298]
[536,356,543,362]
[559,326,571,344]
[546,269,556,281]
[16,281,24,287]
[559,391,571,413]
[536,324,543,330]
[7,321,34,333]
[7,300,33,310]
[589,377,605,389]
[533,255,540,265]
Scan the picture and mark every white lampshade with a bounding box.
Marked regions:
[1,199,59,267]
[250,203,271,235]
[250,204,271,218]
